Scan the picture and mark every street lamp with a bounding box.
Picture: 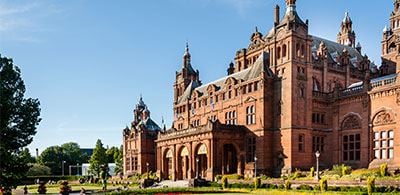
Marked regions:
[62,161,66,176]
[77,163,79,176]
[315,151,320,181]
[196,156,200,179]
[146,162,150,179]
[254,155,258,178]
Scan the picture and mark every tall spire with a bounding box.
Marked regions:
[183,42,191,68]
[342,12,352,24]
[285,0,296,14]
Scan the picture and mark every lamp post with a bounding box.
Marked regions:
[146,162,150,179]
[254,155,258,178]
[315,151,320,181]
[196,156,199,179]
[62,161,66,176]
[77,163,80,176]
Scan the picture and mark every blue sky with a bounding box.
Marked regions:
[0,0,392,154]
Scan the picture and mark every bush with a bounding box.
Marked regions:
[297,184,313,191]
[284,180,291,190]
[254,178,261,189]
[332,164,351,177]
[367,177,375,195]
[309,167,315,178]
[259,174,269,180]
[27,163,52,176]
[351,168,380,179]
[222,174,243,180]
[214,175,222,181]
[221,176,228,189]
[319,178,328,192]
[380,163,388,177]
[289,169,302,180]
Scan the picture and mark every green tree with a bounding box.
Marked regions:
[20,148,36,164]
[27,163,51,176]
[105,146,119,163]
[114,145,123,175]
[0,55,41,194]
[38,146,64,175]
[89,139,107,177]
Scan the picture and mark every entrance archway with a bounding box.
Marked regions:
[163,149,173,180]
[223,144,238,174]
[178,147,189,180]
[195,143,208,178]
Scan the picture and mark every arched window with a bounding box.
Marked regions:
[282,44,287,58]
[296,43,300,57]
[246,106,256,125]
[277,47,281,59]
[301,44,305,57]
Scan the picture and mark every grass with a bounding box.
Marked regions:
[16,183,128,194]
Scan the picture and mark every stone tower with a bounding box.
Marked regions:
[337,12,356,48]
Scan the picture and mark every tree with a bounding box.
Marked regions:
[114,145,123,175]
[38,142,86,175]
[20,148,36,164]
[38,146,64,175]
[105,146,119,163]
[0,55,41,194]
[89,139,107,177]
[27,163,51,176]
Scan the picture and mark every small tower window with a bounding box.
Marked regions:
[282,44,287,58]
[301,44,305,57]
[277,47,281,59]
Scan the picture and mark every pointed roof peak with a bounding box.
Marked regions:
[137,94,146,107]
[343,11,352,23]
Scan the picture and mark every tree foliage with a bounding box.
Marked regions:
[0,55,41,193]
[89,139,107,177]
[114,145,123,175]
[38,142,87,175]
[27,163,51,176]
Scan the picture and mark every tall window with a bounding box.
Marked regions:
[132,157,138,171]
[312,136,324,152]
[374,130,394,159]
[298,134,305,152]
[225,111,237,125]
[247,137,256,162]
[246,106,256,125]
[343,134,361,161]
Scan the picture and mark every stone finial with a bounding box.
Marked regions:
[286,0,296,5]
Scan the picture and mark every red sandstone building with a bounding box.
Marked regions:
[123,0,400,180]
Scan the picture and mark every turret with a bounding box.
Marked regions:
[337,12,356,47]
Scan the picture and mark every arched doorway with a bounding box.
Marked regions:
[178,147,189,180]
[163,149,173,180]
[195,143,208,178]
[223,144,238,174]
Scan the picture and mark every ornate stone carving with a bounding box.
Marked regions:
[342,115,361,130]
[396,89,400,106]
[373,111,394,126]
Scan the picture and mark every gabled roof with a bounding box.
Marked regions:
[311,35,363,66]
[176,52,272,104]
[137,117,161,131]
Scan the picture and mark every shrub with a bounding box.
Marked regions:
[367,177,375,195]
[259,174,269,180]
[27,163,52,176]
[332,164,351,177]
[221,176,228,189]
[214,175,222,181]
[351,168,380,179]
[309,167,315,178]
[319,178,328,192]
[254,178,261,189]
[289,169,302,180]
[284,180,291,190]
[297,184,313,191]
[222,174,243,180]
[380,163,388,177]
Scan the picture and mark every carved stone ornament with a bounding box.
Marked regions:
[342,115,361,130]
[396,89,400,106]
[373,111,394,126]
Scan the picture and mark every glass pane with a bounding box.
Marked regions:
[374,132,379,140]
[375,141,380,149]
[382,140,387,148]
[389,140,394,147]
[389,130,394,138]
[356,134,360,141]
[350,135,354,142]
[381,149,387,159]
[343,135,348,142]
[349,151,354,160]
[389,149,394,159]
[343,152,348,161]
[382,131,387,139]
[356,142,361,149]
[375,150,380,159]
[356,151,361,161]
[349,143,354,150]
[344,143,348,150]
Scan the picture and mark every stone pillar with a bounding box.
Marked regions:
[188,142,193,179]
[173,144,177,181]
[237,154,242,176]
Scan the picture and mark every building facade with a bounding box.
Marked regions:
[123,0,400,181]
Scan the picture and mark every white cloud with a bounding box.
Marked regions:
[0,1,62,43]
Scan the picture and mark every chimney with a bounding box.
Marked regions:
[274,5,280,26]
